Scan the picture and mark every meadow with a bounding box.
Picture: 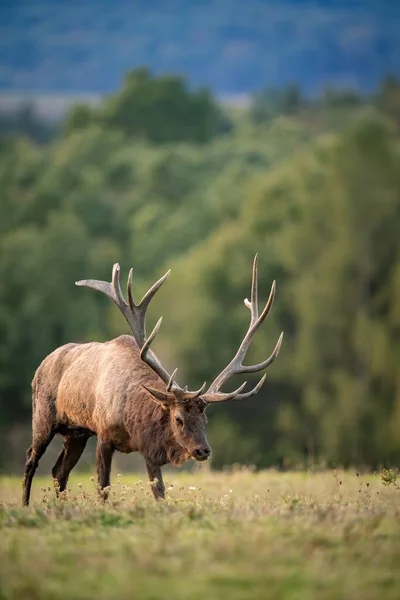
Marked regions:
[0,468,399,600]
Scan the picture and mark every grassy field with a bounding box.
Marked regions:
[0,468,399,600]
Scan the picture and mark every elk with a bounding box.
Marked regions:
[22,255,283,506]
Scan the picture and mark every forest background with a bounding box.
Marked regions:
[1,0,400,474]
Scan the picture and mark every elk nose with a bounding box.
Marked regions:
[193,447,211,461]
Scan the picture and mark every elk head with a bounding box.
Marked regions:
[141,385,211,462]
[76,255,283,462]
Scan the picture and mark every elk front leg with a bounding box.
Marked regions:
[96,439,114,501]
[146,461,165,501]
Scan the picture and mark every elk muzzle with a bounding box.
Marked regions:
[191,446,211,461]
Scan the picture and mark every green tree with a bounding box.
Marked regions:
[98,68,222,143]
[250,85,302,123]
[64,103,94,134]
[275,114,400,466]
[377,75,400,129]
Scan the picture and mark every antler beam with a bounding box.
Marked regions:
[201,254,283,403]
[76,264,205,397]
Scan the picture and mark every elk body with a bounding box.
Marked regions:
[22,255,283,506]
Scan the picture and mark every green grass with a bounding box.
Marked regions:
[1,469,399,600]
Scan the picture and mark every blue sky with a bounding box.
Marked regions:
[0,0,399,95]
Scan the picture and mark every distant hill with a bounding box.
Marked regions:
[0,0,399,95]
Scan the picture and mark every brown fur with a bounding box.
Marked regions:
[22,335,210,505]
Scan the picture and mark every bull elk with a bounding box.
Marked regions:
[22,255,283,506]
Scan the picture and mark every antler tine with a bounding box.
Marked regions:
[246,253,259,323]
[166,368,178,392]
[236,279,276,366]
[200,381,247,404]
[127,268,135,312]
[111,263,126,307]
[240,331,283,374]
[252,254,258,315]
[184,381,207,400]
[205,375,268,403]
[201,255,283,404]
[140,317,163,361]
[138,270,171,311]
[232,374,266,401]
[126,268,170,345]
[76,263,129,316]
[138,316,178,384]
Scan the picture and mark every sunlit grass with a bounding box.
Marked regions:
[1,469,400,600]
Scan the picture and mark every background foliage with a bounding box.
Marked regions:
[1,69,400,471]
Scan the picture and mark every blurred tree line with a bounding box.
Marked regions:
[1,69,400,471]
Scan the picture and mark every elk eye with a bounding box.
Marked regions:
[175,416,183,426]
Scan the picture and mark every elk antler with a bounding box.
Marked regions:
[201,254,283,403]
[76,264,204,399]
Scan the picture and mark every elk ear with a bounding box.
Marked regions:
[142,385,172,409]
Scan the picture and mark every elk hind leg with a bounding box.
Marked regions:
[52,431,89,495]
[22,429,55,506]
